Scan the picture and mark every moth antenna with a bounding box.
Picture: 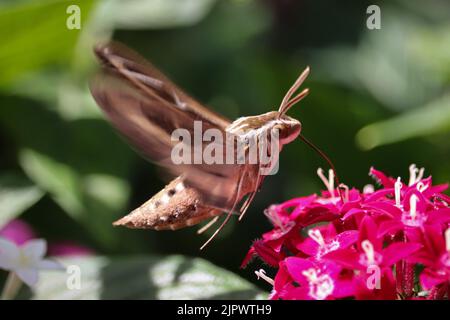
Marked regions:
[278,66,310,114]
[298,134,344,202]
[280,88,309,116]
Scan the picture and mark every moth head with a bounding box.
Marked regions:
[273,113,302,145]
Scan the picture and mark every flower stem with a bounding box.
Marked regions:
[1,272,22,300]
[402,262,414,297]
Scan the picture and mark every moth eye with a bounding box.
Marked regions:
[155,200,161,208]
[168,189,176,197]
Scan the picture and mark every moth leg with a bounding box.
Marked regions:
[197,216,219,235]
[200,166,246,250]
[238,166,262,221]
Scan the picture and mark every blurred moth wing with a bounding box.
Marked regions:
[91,43,250,230]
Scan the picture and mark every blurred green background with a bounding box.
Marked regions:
[0,0,449,298]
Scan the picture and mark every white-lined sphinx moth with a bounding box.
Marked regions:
[90,42,321,249]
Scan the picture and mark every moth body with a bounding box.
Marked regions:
[90,43,311,245]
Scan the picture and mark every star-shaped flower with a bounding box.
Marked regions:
[0,237,64,287]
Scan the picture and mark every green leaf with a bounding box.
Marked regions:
[0,98,133,249]
[97,0,217,30]
[19,149,84,217]
[356,93,450,150]
[0,173,43,228]
[0,0,96,87]
[32,255,267,300]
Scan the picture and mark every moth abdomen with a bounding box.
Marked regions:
[113,177,221,230]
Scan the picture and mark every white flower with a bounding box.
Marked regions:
[0,237,64,287]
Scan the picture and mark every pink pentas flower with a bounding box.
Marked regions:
[296,223,358,260]
[407,226,450,292]
[282,257,354,300]
[325,216,422,271]
[242,165,449,300]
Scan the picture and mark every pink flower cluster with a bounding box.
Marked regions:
[242,165,450,300]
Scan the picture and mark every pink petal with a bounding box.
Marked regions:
[377,220,403,238]
[240,247,256,268]
[274,262,292,293]
[296,238,319,257]
[335,230,359,248]
[281,286,311,300]
[420,269,446,290]
[382,242,422,267]
[296,206,339,226]
[342,208,365,221]
[253,240,283,267]
[285,257,315,284]
[355,269,397,300]
[363,201,401,219]
[0,219,35,246]
[333,279,355,298]
[364,188,394,202]
[323,248,361,270]
[358,216,381,250]
[427,208,450,226]
[369,167,395,188]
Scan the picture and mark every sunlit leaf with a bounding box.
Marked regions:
[98,0,217,29]
[32,255,266,300]
[0,173,43,228]
[0,0,96,87]
[356,93,450,150]
[0,98,134,249]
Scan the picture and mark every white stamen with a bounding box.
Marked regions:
[409,164,418,186]
[445,229,450,252]
[408,164,425,186]
[328,169,335,193]
[255,269,274,286]
[302,268,318,281]
[339,184,349,202]
[395,177,402,208]
[409,194,418,220]
[416,182,428,193]
[361,240,375,265]
[317,168,335,197]
[363,184,374,194]
[416,167,425,182]
[302,268,334,300]
[308,229,326,247]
